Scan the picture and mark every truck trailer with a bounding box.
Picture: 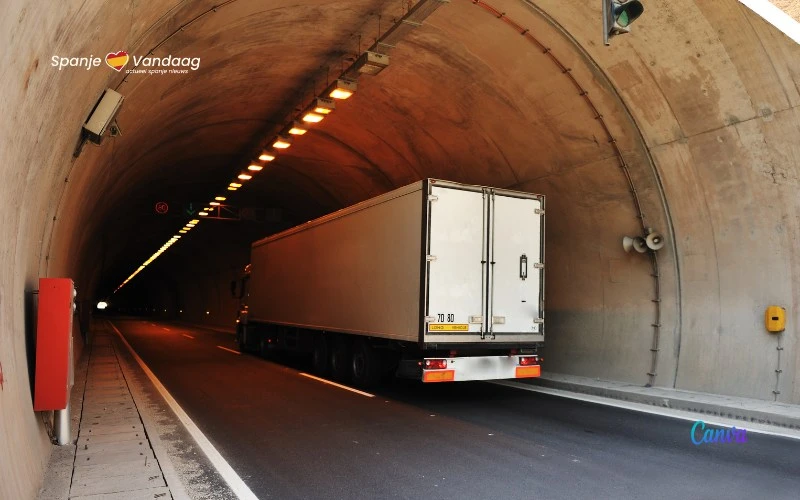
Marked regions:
[234,179,545,387]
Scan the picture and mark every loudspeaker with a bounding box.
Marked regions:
[622,236,647,253]
[645,232,665,251]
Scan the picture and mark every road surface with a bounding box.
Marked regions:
[110,318,800,500]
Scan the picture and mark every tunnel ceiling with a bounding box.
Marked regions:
[84,0,645,297]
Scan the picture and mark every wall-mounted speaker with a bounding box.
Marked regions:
[622,236,647,253]
[645,232,665,251]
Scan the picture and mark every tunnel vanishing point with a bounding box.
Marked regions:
[1,0,799,497]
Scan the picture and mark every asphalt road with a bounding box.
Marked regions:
[111,318,800,500]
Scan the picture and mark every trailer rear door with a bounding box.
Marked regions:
[425,185,486,336]
[423,181,544,345]
[488,193,544,336]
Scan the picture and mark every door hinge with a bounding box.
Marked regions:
[534,318,545,324]
[469,315,483,324]
[492,316,506,325]
[428,195,438,202]
[535,209,545,215]
[426,255,437,262]
[533,262,544,269]
[424,316,436,322]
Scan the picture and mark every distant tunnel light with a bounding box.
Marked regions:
[238,173,252,180]
[272,135,292,149]
[96,301,108,310]
[210,201,221,206]
[215,196,226,201]
[287,121,308,135]
[258,151,275,162]
[179,230,187,233]
[190,219,200,224]
[302,98,334,123]
[230,182,242,188]
[302,112,324,123]
[313,97,335,114]
[328,79,357,100]
[199,212,208,216]
[227,186,237,191]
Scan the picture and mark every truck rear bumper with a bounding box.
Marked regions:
[402,355,541,383]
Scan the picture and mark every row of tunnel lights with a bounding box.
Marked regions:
[114,79,359,293]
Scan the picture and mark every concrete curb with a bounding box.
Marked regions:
[527,375,800,431]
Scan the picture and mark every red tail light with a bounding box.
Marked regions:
[424,359,448,370]
[519,356,539,366]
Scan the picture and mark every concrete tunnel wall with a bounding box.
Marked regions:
[1,0,799,497]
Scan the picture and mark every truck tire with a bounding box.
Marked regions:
[312,335,329,376]
[330,337,350,382]
[351,339,381,389]
[258,335,272,359]
[237,325,250,353]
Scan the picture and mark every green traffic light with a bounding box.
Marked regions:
[615,2,644,28]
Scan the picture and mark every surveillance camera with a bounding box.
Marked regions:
[82,88,124,144]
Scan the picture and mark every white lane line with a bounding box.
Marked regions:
[109,321,259,500]
[217,346,241,355]
[492,380,800,441]
[182,334,195,340]
[298,373,375,398]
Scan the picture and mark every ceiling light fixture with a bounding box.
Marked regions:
[287,121,308,135]
[238,173,252,180]
[248,164,263,172]
[302,97,335,123]
[215,196,226,201]
[258,151,276,162]
[346,51,390,77]
[210,201,221,206]
[327,79,357,100]
[272,135,292,149]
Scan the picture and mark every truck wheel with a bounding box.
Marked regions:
[258,335,272,359]
[330,337,350,382]
[312,335,329,376]
[351,339,381,389]
[237,325,250,353]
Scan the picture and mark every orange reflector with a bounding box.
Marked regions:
[423,370,455,383]
[515,365,541,378]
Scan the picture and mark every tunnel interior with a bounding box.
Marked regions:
[3,0,800,497]
[60,0,674,390]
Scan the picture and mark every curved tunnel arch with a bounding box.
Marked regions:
[2,0,799,497]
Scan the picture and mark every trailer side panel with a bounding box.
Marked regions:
[248,185,423,342]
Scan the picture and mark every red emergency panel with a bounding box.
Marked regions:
[33,278,74,411]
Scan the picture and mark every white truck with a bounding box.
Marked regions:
[234,179,545,387]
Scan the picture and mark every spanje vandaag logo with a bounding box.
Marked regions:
[51,50,200,74]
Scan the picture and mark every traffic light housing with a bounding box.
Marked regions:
[603,0,644,45]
